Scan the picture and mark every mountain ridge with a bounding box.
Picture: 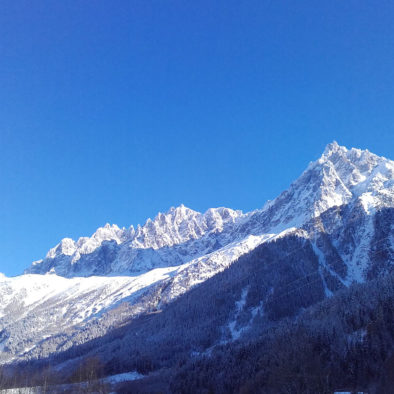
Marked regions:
[0,141,392,371]
[24,141,393,279]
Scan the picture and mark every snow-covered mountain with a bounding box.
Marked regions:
[26,141,394,281]
[26,205,245,277]
[243,141,393,233]
[1,142,393,368]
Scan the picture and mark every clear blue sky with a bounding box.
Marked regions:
[1,1,393,276]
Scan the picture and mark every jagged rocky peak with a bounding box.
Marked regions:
[131,204,203,249]
[76,223,128,256]
[317,141,393,187]
[46,237,77,258]
[130,204,243,249]
[322,140,343,156]
[307,142,392,198]
[91,223,126,242]
[315,142,394,213]
[46,223,128,260]
[28,203,245,276]
[258,142,393,231]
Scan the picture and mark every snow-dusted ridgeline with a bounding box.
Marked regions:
[0,142,392,365]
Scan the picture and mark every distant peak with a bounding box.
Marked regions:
[103,223,120,229]
[322,141,345,156]
[93,223,121,235]
[173,203,186,212]
[60,238,75,247]
[166,204,195,215]
[143,204,200,228]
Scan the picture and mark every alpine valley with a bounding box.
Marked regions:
[0,142,393,393]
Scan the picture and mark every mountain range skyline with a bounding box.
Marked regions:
[0,141,392,392]
[0,140,387,278]
[18,141,391,277]
[2,2,394,391]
